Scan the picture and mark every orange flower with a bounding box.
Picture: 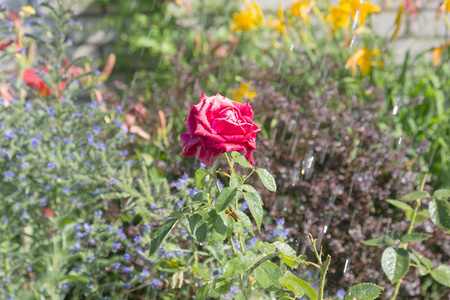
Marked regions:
[268,3,287,35]
[345,47,381,77]
[329,0,380,30]
[291,1,315,22]
[431,41,450,66]
[231,1,263,31]
[231,82,257,103]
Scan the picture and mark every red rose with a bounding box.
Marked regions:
[180,93,261,165]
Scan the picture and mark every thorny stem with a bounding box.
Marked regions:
[390,173,428,300]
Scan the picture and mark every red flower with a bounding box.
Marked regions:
[23,67,53,97]
[180,93,261,165]
[44,207,55,218]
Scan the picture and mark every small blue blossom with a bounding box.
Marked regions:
[90,101,97,108]
[97,143,106,151]
[87,254,95,260]
[4,129,16,139]
[63,186,70,193]
[122,267,131,273]
[47,162,56,169]
[31,137,39,147]
[93,126,101,134]
[45,184,51,191]
[119,149,128,156]
[123,253,131,262]
[336,289,346,299]
[108,226,115,232]
[87,134,94,146]
[94,210,103,217]
[276,218,285,227]
[151,279,161,288]
[5,171,14,179]
[64,138,72,145]
[133,236,142,243]
[113,263,121,269]
[240,202,248,211]
[47,107,55,117]
[116,106,122,113]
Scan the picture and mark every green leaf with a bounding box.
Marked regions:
[244,192,264,233]
[385,199,413,211]
[230,172,243,188]
[58,275,89,283]
[430,265,450,287]
[196,283,209,300]
[433,189,450,199]
[344,283,384,300]
[191,192,207,203]
[234,210,255,236]
[242,184,258,194]
[209,213,228,245]
[273,241,302,268]
[195,169,210,189]
[215,187,238,213]
[279,271,305,298]
[401,191,430,201]
[256,241,276,254]
[256,169,277,192]
[381,247,410,283]
[223,255,245,278]
[187,214,207,243]
[253,261,284,291]
[429,199,450,230]
[363,237,398,246]
[405,209,429,223]
[191,265,210,279]
[411,249,434,270]
[400,233,432,243]
[149,218,179,256]
[231,151,254,168]
[211,278,232,294]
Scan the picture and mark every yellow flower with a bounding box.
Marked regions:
[291,1,315,22]
[440,0,450,13]
[329,0,380,30]
[21,5,36,15]
[231,1,263,31]
[431,42,450,66]
[345,47,380,77]
[231,82,257,103]
[268,3,287,35]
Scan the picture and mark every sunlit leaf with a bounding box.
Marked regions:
[381,247,410,283]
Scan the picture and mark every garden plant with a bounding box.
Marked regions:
[0,0,449,299]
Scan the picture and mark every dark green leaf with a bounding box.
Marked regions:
[234,210,255,236]
[191,192,207,203]
[195,169,210,189]
[289,276,317,300]
[401,191,430,201]
[433,189,450,199]
[385,199,413,211]
[209,213,228,245]
[279,271,305,298]
[149,218,179,256]
[344,283,384,300]
[230,172,243,188]
[256,169,277,192]
[430,265,450,287]
[244,192,264,233]
[211,278,232,294]
[363,237,398,246]
[381,247,410,283]
[187,214,207,243]
[196,283,209,300]
[429,199,450,230]
[253,261,284,291]
[400,233,432,243]
[215,187,238,213]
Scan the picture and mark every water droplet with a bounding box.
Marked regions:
[343,258,351,273]
[323,225,328,233]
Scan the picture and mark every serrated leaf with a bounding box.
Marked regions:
[253,261,284,291]
[411,249,434,270]
[244,192,263,233]
[209,213,228,245]
[279,271,305,298]
[211,278,232,294]
[385,199,413,211]
[433,189,450,199]
[230,172,243,188]
[215,187,238,213]
[429,199,450,230]
[231,151,254,168]
[381,247,410,283]
[234,210,254,236]
[401,191,430,201]
[195,169,210,189]
[256,169,277,192]
[187,214,207,243]
[149,218,179,256]
[344,283,384,300]
[363,237,397,246]
[223,255,245,278]
[430,265,450,287]
[400,233,432,243]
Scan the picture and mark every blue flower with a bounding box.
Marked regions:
[217,179,224,190]
[45,184,51,191]
[4,129,16,139]
[122,267,131,273]
[276,218,285,227]
[94,210,103,217]
[336,289,346,299]
[36,132,43,137]
[151,279,160,288]
[63,186,70,193]
[87,254,95,260]
[5,171,14,179]
[113,242,122,249]
[83,223,93,232]
[90,102,97,108]
[119,149,128,156]
[97,143,106,151]
[54,137,61,142]
[134,236,142,243]
[240,202,248,211]
[93,126,101,134]
[142,270,150,277]
[64,138,72,145]
[40,198,47,206]
[47,107,55,117]
[124,282,131,289]
[87,134,94,145]
[31,137,39,147]
[123,253,131,262]
[116,106,122,113]
[47,162,56,169]
[108,226,115,232]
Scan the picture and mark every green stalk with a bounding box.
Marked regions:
[318,255,332,300]
[390,174,427,300]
